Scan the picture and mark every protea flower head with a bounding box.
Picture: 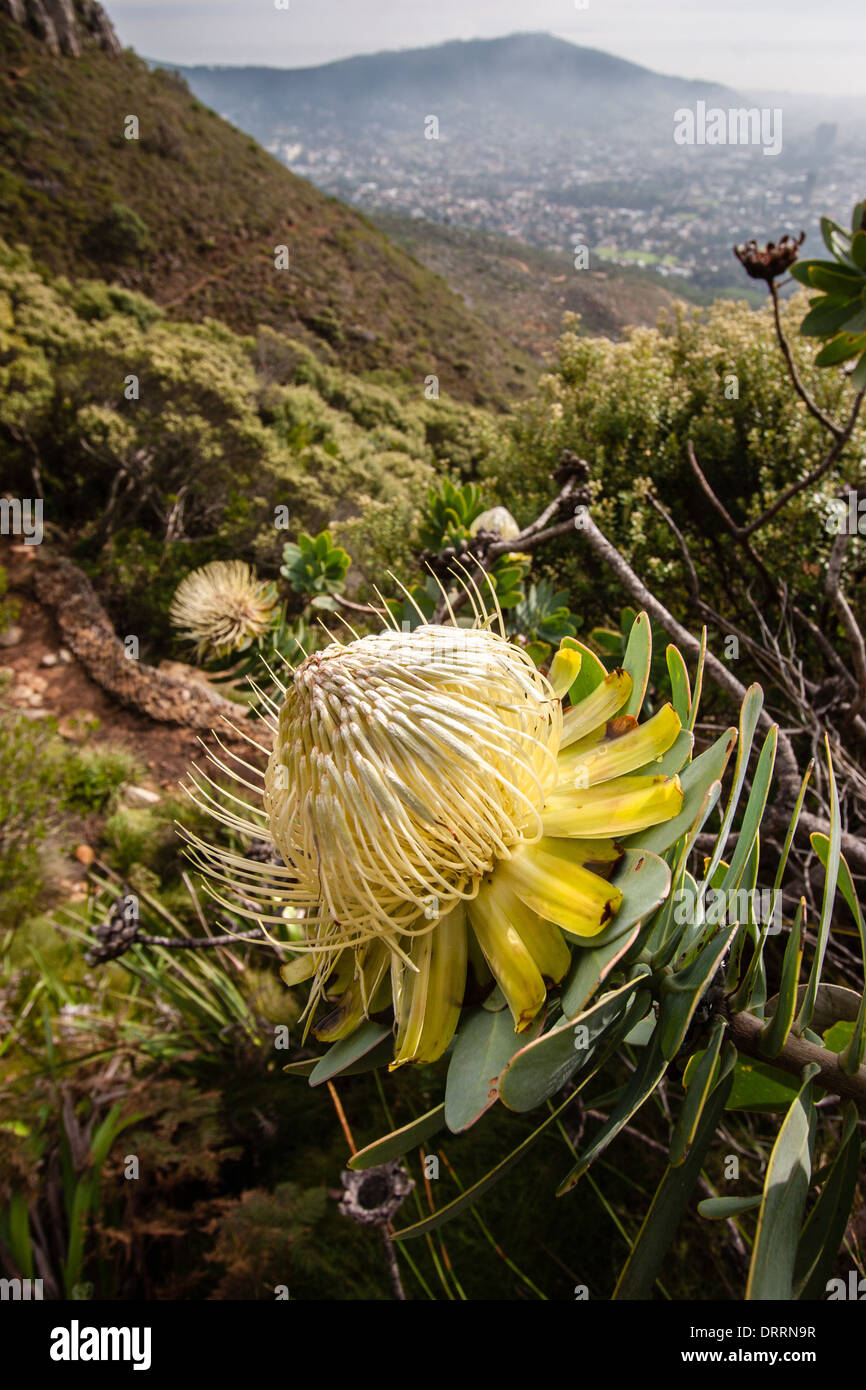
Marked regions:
[183,596,685,1067]
[170,561,278,660]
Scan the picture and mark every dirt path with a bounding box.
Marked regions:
[1,541,260,793]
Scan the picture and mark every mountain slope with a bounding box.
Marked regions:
[0,16,533,403]
[372,214,686,356]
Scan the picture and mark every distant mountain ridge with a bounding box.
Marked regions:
[165,32,735,141]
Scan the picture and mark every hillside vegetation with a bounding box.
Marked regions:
[0,17,533,404]
[0,240,500,650]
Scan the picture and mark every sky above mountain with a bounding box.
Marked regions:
[104,0,864,96]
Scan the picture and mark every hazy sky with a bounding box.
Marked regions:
[104,0,865,95]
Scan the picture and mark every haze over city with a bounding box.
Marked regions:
[105,0,865,96]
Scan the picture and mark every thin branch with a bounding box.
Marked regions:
[727,1009,866,1106]
[741,397,864,539]
[768,280,845,440]
[826,531,866,718]
[572,505,866,872]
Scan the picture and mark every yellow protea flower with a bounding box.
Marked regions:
[170,561,278,660]
[183,598,685,1069]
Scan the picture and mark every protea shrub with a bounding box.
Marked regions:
[183,598,686,1068]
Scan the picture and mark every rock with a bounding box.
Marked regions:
[157,658,212,687]
[74,844,95,865]
[123,784,161,808]
[57,712,98,740]
[58,647,73,663]
[40,651,59,667]
[1,0,122,57]
[0,625,23,648]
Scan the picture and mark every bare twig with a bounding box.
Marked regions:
[727,1009,866,1106]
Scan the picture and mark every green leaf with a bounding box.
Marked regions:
[798,738,840,1031]
[852,346,866,390]
[746,1068,818,1300]
[814,333,866,366]
[557,1032,669,1194]
[820,216,851,258]
[308,1021,392,1086]
[759,900,805,1057]
[800,298,864,339]
[698,1194,763,1219]
[627,727,737,855]
[613,1062,734,1299]
[560,922,642,1018]
[811,839,866,1073]
[701,686,764,891]
[665,645,691,725]
[570,849,672,957]
[7,1192,33,1280]
[564,638,607,703]
[657,922,738,1061]
[499,979,647,1113]
[669,1018,727,1165]
[717,725,776,895]
[348,1104,446,1171]
[281,1058,318,1076]
[444,1006,541,1133]
[851,231,866,271]
[621,611,652,716]
[794,1105,861,1300]
[723,1056,800,1111]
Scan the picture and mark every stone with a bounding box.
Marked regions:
[123,784,161,808]
[0,0,122,56]
[0,625,23,648]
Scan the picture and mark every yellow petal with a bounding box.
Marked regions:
[280,955,317,987]
[468,878,547,1031]
[484,873,572,983]
[548,647,582,699]
[542,774,683,838]
[497,837,622,938]
[560,669,633,748]
[558,703,681,788]
[392,931,433,1059]
[391,904,468,1067]
[315,941,390,1042]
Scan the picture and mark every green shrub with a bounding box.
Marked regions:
[62,744,143,813]
[0,566,20,635]
[90,202,150,260]
[0,711,62,928]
